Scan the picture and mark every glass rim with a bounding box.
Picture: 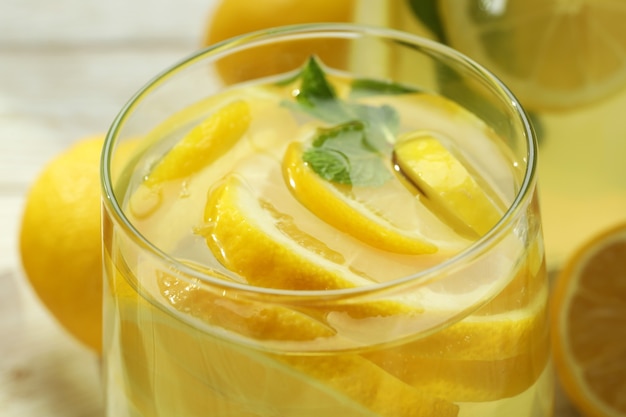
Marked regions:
[101,22,538,301]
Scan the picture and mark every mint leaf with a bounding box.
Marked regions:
[349,103,399,150]
[303,148,352,185]
[303,122,393,187]
[291,58,402,150]
[294,57,351,123]
[298,56,336,102]
[349,78,419,99]
[312,120,369,148]
[290,57,411,187]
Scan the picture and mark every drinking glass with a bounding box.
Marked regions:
[101,24,552,417]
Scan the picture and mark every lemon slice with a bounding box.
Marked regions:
[145,99,251,185]
[167,285,457,417]
[200,167,445,337]
[119,255,548,405]
[393,132,503,237]
[129,99,251,221]
[114,268,459,417]
[439,0,626,111]
[364,278,550,401]
[202,170,443,300]
[366,350,548,402]
[203,173,375,290]
[551,222,626,417]
[282,140,471,255]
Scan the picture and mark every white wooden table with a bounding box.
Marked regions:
[0,0,213,415]
[0,0,580,415]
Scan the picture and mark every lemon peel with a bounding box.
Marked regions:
[551,222,626,417]
[202,174,373,290]
[283,141,470,255]
[145,100,251,185]
[393,132,503,237]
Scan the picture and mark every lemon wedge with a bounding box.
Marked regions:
[145,99,251,185]
[115,268,460,417]
[203,174,373,290]
[393,132,503,237]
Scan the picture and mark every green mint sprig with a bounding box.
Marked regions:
[302,121,393,187]
[289,57,414,187]
[349,78,419,99]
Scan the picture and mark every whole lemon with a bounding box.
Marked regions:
[204,0,356,84]
[19,136,135,352]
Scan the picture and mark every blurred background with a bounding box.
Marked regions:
[0,0,213,415]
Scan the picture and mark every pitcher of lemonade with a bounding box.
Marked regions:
[355,0,626,268]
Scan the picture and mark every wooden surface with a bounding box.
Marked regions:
[0,0,581,415]
[0,0,213,415]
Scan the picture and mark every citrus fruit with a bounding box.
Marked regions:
[551,222,626,417]
[202,173,375,290]
[438,0,626,111]
[282,141,472,255]
[202,126,488,290]
[203,0,356,84]
[393,131,503,237]
[128,259,547,409]
[195,168,547,402]
[197,129,549,402]
[116,272,459,417]
[145,100,251,186]
[127,97,257,223]
[19,135,137,352]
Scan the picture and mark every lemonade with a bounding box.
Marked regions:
[102,26,552,417]
[358,0,626,268]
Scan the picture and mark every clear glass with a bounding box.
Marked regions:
[101,24,552,417]
[359,0,626,268]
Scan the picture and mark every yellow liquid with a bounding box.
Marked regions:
[103,71,552,417]
[360,0,626,268]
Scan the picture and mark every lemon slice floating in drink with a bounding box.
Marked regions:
[203,173,375,290]
[282,140,474,255]
[145,99,252,186]
[203,119,504,288]
[115,269,461,417]
[393,132,503,237]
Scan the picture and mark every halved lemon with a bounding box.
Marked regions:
[551,222,626,417]
[439,0,626,111]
